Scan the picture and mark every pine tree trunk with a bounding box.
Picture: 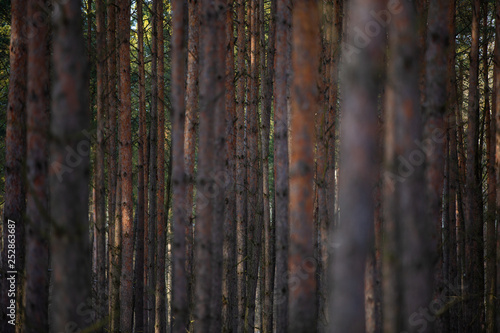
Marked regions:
[24,0,49,331]
[465,0,483,330]
[274,0,291,331]
[383,1,431,331]
[147,0,159,329]
[222,1,238,332]
[95,0,108,328]
[194,0,226,330]
[50,0,90,330]
[172,0,189,330]
[260,0,275,331]
[330,0,385,331]
[424,0,450,330]
[117,0,133,330]
[288,1,319,331]
[135,0,146,330]
[235,0,248,331]
[155,0,167,330]
[184,1,199,325]
[495,2,500,331]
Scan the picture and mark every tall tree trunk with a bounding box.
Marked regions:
[172,0,189,330]
[288,1,319,331]
[155,0,167,330]
[495,2,500,331]
[117,0,133,330]
[106,1,119,328]
[210,1,227,330]
[330,0,386,332]
[245,0,261,330]
[424,0,450,330]
[235,0,248,331]
[261,0,276,331]
[95,0,107,328]
[383,0,431,332]
[135,0,146,331]
[24,0,49,331]
[194,0,225,330]
[446,0,460,330]
[484,1,497,331]
[50,0,90,330]
[184,0,199,325]
[147,0,159,329]
[274,0,290,331]
[222,1,238,332]
[1,0,26,330]
[465,0,483,331]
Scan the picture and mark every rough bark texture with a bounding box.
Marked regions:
[155,0,167,330]
[135,0,146,330]
[184,0,199,324]
[288,1,319,331]
[24,0,49,331]
[330,0,386,332]
[117,0,133,330]
[465,1,483,331]
[194,0,225,330]
[222,1,238,332]
[210,1,227,330]
[274,0,291,331]
[484,1,497,331]
[172,0,189,331]
[1,0,26,331]
[50,0,91,331]
[235,0,248,331]
[383,1,432,332]
[496,1,500,330]
[147,0,159,329]
[106,1,120,329]
[95,0,108,328]
[260,0,276,331]
[245,0,261,330]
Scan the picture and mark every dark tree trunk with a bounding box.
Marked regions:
[50,0,91,331]
[465,0,483,331]
[24,0,49,331]
[235,0,248,331]
[135,0,146,330]
[171,0,189,330]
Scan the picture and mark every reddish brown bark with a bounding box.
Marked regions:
[222,1,238,331]
[194,0,225,330]
[147,0,159,329]
[274,0,290,331]
[288,1,319,331]
[330,0,386,331]
[50,0,91,330]
[24,0,49,331]
[95,0,107,327]
[235,0,248,330]
[172,0,189,331]
[117,0,133,330]
[106,1,119,328]
[155,0,167,330]
[135,0,146,330]
[383,0,431,331]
